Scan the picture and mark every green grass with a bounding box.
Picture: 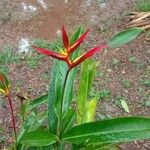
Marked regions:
[0,127,5,143]
[99,89,111,100]
[122,79,132,88]
[112,58,120,67]
[32,38,63,52]
[0,39,63,74]
[32,39,52,49]
[135,0,150,11]
[28,39,63,69]
[139,79,150,87]
[0,45,22,74]
[128,56,137,63]
[26,51,44,69]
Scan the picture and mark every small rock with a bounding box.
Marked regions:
[122,70,126,74]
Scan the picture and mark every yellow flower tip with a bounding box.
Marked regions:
[0,85,10,95]
[0,72,10,95]
[60,50,68,56]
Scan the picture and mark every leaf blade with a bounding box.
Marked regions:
[120,99,130,113]
[77,59,96,124]
[108,28,143,47]
[62,117,150,144]
[20,130,57,146]
[27,94,48,111]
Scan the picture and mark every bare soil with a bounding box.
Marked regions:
[0,0,150,149]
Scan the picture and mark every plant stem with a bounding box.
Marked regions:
[6,94,17,147]
[57,69,70,138]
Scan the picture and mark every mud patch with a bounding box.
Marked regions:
[0,0,135,50]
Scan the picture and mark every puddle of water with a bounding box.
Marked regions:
[37,0,47,10]
[18,38,30,53]
[0,0,134,52]
[64,0,68,4]
[22,2,37,12]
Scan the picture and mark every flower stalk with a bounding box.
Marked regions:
[6,94,17,143]
[0,72,17,149]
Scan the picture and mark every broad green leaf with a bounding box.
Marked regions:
[28,111,47,131]
[48,27,83,133]
[17,111,47,143]
[77,59,96,124]
[70,27,83,45]
[120,99,130,113]
[27,94,48,111]
[85,97,97,123]
[53,62,67,117]
[108,28,143,47]
[20,102,28,123]
[62,108,76,133]
[0,71,10,94]
[20,130,57,146]
[48,61,61,134]
[62,117,150,144]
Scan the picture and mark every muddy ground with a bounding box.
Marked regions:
[0,0,150,149]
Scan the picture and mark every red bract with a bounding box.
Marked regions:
[0,72,9,95]
[62,26,69,52]
[70,44,107,69]
[32,26,107,70]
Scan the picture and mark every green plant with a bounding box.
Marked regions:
[140,79,150,87]
[0,127,5,143]
[122,79,132,88]
[128,56,137,63]
[115,96,130,113]
[1,26,150,150]
[0,45,21,74]
[99,89,111,100]
[135,0,150,11]
[112,58,120,67]
[26,52,43,69]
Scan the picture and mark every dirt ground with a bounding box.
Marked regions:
[0,0,150,149]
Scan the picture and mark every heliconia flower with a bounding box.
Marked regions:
[32,26,107,70]
[32,46,67,61]
[62,26,69,52]
[70,44,107,69]
[0,72,10,95]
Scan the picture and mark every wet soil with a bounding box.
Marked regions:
[0,0,150,149]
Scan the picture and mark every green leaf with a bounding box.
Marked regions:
[28,112,47,131]
[48,27,83,134]
[27,94,48,111]
[20,130,57,146]
[17,111,47,142]
[108,28,143,47]
[70,27,83,46]
[62,117,150,144]
[120,99,130,113]
[85,98,97,123]
[62,108,76,133]
[77,59,96,124]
